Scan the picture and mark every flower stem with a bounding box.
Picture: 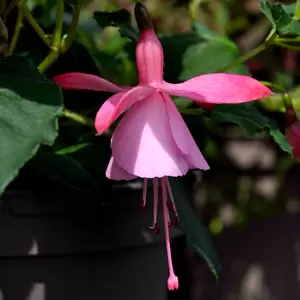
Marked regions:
[3,0,20,19]
[0,16,8,56]
[62,109,94,128]
[8,7,23,55]
[52,0,64,49]
[276,37,300,43]
[0,0,5,17]
[275,42,300,51]
[61,3,81,54]
[217,42,269,73]
[259,81,286,93]
[37,0,64,73]
[18,3,51,47]
[38,1,81,73]
[37,49,60,73]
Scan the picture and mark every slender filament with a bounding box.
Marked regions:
[142,178,148,208]
[149,177,159,232]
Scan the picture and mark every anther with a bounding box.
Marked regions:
[149,223,160,235]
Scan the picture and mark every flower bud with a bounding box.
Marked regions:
[134,2,153,31]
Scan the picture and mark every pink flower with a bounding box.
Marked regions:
[286,122,300,160]
[52,2,272,290]
[286,107,300,161]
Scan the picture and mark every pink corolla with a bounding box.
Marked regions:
[52,2,272,290]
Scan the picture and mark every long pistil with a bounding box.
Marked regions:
[161,177,179,290]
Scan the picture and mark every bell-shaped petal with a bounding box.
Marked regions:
[111,92,190,178]
[286,121,300,161]
[160,74,272,104]
[162,93,209,170]
[95,86,153,134]
[51,72,129,93]
[106,157,137,180]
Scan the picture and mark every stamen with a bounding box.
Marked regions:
[167,206,171,228]
[161,177,179,291]
[166,178,180,225]
[149,177,159,234]
[142,178,148,210]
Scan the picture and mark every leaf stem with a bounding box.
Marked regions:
[18,3,51,47]
[62,109,94,128]
[217,42,269,73]
[8,6,23,55]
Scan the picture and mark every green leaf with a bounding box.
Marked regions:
[260,0,300,35]
[0,56,63,193]
[169,176,220,279]
[211,103,292,154]
[32,152,99,193]
[160,32,200,82]
[282,3,296,15]
[179,24,249,80]
[55,143,90,155]
[269,129,292,154]
[212,103,271,135]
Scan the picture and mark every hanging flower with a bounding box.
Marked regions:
[286,106,300,161]
[52,2,272,290]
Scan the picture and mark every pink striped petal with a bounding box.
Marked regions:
[160,74,272,104]
[51,72,129,93]
[95,86,153,134]
[136,29,164,85]
[111,92,190,178]
[162,93,209,170]
[106,157,137,180]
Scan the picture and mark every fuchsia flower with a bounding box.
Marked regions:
[52,2,272,290]
[285,107,300,161]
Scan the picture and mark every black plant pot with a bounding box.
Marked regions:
[0,187,184,300]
